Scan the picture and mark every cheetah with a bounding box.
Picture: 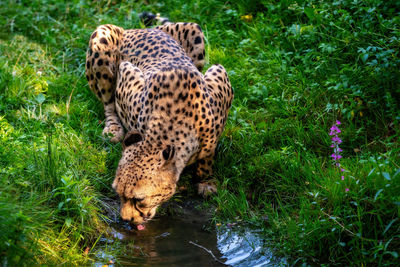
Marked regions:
[85,18,233,225]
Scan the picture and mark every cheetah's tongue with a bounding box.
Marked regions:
[137,224,145,231]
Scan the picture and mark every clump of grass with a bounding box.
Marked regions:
[0,31,110,264]
[206,0,400,264]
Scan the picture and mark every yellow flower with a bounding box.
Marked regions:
[241,14,253,22]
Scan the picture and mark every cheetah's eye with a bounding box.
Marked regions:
[130,197,144,205]
[133,197,144,202]
[162,145,175,161]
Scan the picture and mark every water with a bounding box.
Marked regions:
[94,201,285,266]
[217,227,285,266]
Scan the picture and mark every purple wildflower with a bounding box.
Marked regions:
[330,120,349,191]
[329,125,341,135]
[331,136,342,143]
[330,120,343,166]
[331,154,343,161]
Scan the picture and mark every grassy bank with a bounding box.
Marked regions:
[0,0,399,265]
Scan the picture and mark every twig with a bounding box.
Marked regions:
[189,241,231,266]
[66,88,74,119]
[321,210,376,242]
[321,210,356,236]
[13,48,26,71]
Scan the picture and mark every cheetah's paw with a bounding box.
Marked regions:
[197,182,217,197]
[103,124,124,143]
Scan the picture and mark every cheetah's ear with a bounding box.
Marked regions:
[162,145,175,161]
[123,130,143,149]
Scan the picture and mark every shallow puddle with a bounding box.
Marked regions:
[94,201,284,266]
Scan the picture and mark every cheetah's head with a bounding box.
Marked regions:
[112,130,178,225]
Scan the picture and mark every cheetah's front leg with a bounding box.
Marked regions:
[85,24,125,143]
[196,156,217,197]
[196,64,234,197]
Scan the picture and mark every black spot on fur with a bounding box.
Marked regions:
[100,37,108,45]
[194,36,202,44]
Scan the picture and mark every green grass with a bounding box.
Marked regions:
[0,0,399,265]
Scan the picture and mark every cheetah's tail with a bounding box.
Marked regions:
[139,11,170,26]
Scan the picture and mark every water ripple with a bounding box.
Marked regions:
[217,226,286,266]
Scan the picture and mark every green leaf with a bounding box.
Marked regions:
[304,7,314,19]
[384,251,398,258]
[65,218,72,227]
[382,172,391,181]
[35,93,46,104]
[374,189,383,201]
[383,218,398,235]
[367,168,375,177]
[361,53,369,63]
[304,7,321,24]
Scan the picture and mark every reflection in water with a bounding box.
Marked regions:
[217,226,286,266]
[95,215,224,267]
[95,206,284,266]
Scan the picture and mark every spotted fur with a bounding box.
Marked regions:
[85,22,233,225]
